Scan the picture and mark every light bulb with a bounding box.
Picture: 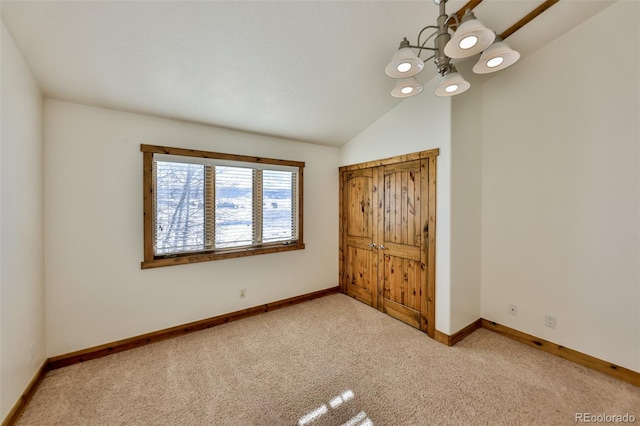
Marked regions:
[459,35,478,50]
[487,57,504,68]
[397,62,412,73]
[401,86,414,94]
[445,84,459,93]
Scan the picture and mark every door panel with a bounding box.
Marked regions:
[383,161,421,247]
[379,160,425,330]
[383,255,421,311]
[343,169,378,307]
[346,246,375,299]
[381,298,420,329]
[346,171,373,238]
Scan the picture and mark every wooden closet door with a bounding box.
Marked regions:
[343,168,379,307]
[340,150,436,337]
[377,160,429,331]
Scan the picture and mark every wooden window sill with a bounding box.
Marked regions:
[141,243,305,269]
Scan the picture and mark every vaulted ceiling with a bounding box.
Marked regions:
[1,1,614,146]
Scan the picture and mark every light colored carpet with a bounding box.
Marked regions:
[18,294,639,425]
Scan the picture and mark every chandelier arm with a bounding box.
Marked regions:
[408,45,436,52]
[444,14,459,30]
[404,26,438,58]
[416,25,438,46]
[418,30,438,54]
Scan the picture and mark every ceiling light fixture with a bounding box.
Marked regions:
[444,10,495,58]
[391,77,425,98]
[434,66,470,97]
[385,0,520,97]
[472,35,521,74]
[384,38,425,78]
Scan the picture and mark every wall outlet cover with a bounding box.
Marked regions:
[545,315,557,329]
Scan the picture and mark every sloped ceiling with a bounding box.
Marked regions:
[1,1,613,146]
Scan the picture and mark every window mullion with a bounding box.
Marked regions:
[253,169,263,245]
[204,165,215,250]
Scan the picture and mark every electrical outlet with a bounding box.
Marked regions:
[240,289,246,298]
[545,314,556,329]
[509,304,518,316]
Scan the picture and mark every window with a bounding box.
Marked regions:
[141,144,304,268]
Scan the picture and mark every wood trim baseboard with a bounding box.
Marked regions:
[48,286,339,370]
[436,318,640,385]
[451,319,482,345]
[434,319,482,346]
[1,361,49,426]
[481,319,640,387]
[434,329,450,345]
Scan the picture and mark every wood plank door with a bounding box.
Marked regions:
[342,168,379,307]
[377,160,429,331]
[339,150,437,337]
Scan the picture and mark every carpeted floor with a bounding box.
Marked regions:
[18,294,640,425]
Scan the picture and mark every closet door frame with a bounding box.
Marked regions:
[339,149,438,338]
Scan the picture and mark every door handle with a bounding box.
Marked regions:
[368,242,376,248]
[378,244,386,250]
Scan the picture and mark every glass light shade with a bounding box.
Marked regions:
[391,77,424,98]
[385,47,425,78]
[434,72,470,97]
[444,14,495,58]
[472,40,520,74]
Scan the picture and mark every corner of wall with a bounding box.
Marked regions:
[448,62,483,333]
[1,21,46,420]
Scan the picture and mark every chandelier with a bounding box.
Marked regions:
[385,0,520,97]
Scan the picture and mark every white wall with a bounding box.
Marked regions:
[450,63,483,333]
[0,22,45,419]
[44,100,340,356]
[340,78,456,334]
[481,1,639,371]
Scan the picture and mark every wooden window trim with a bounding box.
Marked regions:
[338,148,439,172]
[141,144,305,269]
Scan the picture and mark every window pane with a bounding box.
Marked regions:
[155,161,205,255]
[263,170,294,242]
[215,166,253,248]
